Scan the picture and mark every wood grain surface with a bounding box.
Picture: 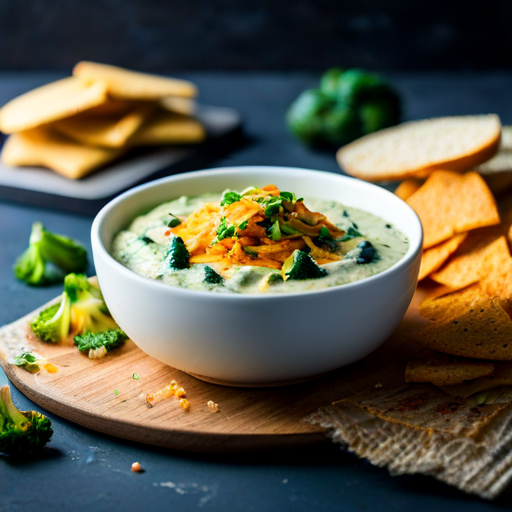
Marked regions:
[0,292,428,453]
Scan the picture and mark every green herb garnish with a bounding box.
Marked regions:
[132,373,140,380]
[267,220,282,241]
[168,213,181,228]
[220,190,242,207]
[217,218,236,240]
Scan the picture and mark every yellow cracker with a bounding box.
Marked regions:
[0,77,108,134]
[406,170,500,249]
[73,61,197,100]
[1,128,122,179]
[128,111,206,146]
[51,103,154,148]
[418,233,467,280]
[405,355,494,386]
[159,96,197,116]
[430,234,511,290]
[415,296,512,360]
[394,178,423,201]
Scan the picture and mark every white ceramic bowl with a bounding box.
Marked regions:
[91,166,422,386]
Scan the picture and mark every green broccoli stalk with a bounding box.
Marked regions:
[0,385,53,456]
[281,250,328,281]
[167,236,190,270]
[30,273,119,343]
[13,222,88,286]
[74,329,128,359]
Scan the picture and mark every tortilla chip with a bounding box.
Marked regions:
[430,233,511,290]
[160,96,197,116]
[440,362,512,397]
[405,354,494,386]
[128,111,205,146]
[73,61,197,100]
[1,127,123,179]
[51,103,154,148]
[419,283,488,323]
[415,296,512,360]
[0,77,108,134]
[406,170,500,249]
[394,178,423,201]
[418,233,467,280]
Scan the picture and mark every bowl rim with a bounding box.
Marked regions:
[91,165,423,301]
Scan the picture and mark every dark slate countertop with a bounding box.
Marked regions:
[1,72,512,511]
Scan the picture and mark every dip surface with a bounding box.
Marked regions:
[111,193,409,294]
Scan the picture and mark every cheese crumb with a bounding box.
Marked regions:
[131,462,143,472]
[207,400,219,412]
[179,398,190,410]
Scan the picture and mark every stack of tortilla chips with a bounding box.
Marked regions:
[397,169,512,402]
[0,62,205,179]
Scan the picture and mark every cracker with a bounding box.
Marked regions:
[0,77,108,134]
[406,170,500,249]
[419,233,467,281]
[51,103,154,148]
[430,233,511,290]
[159,96,197,116]
[128,111,205,146]
[415,296,512,360]
[73,61,197,100]
[405,354,494,386]
[1,128,123,179]
[394,178,423,201]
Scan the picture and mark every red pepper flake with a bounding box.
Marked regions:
[165,229,172,236]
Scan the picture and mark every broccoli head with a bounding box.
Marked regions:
[287,68,401,147]
[13,222,88,286]
[74,328,128,359]
[203,266,224,285]
[0,385,53,456]
[282,250,328,281]
[30,273,119,343]
[167,236,190,270]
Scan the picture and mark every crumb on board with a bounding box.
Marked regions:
[145,379,188,411]
[131,462,143,472]
[207,400,219,412]
[375,383,383,388]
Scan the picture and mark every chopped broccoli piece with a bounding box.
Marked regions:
[203,266,224,285]
[339,226,364,241]
[74,328,128,356]
[167,236,190,270]
[318,226,336,244]
[0,385,52,456]
[220,190,242,206]
[168,213,181,228]
[356,241,377,264]
[13,352,41,373]
[268,273,284,284]
[30,295,71,343]
[282,250,328,281]
[13,222,88,286]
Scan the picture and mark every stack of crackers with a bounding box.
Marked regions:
[338,114,512,401]
[0,62,205,179]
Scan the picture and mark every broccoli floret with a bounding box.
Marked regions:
[74,328,128,358]
[203,266,224,285]
[13,222,88,286]
[282,250,328,281]
[167,236,190,270]
[0,385,52,456]
[30,295,71,343]
[30,273,119,343]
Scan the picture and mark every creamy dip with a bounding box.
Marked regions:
[111,193,409,294]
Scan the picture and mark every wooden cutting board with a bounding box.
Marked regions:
[0,294,427,453]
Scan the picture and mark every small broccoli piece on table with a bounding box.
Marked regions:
[13,352,42,373]
[167,236,190,270]
[203,266,223,285]
[282,250,328,281]
[13,222,88,286]
[0,385,52,456]
[30,273,119,343]
[74,329,128,359]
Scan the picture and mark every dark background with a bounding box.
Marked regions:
[2,0,512,72]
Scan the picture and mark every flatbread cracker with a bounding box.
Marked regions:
[415,296,512,360]
[430,233,511,290]
[73,61,197,100]
[418,233,467,281]
[160,96,197,116]
[0,77,108,134]
[406,170,500,249]
[1,128,123,179]
[128,111,205,146]
[51,103,154,148]
[405,355,494,386]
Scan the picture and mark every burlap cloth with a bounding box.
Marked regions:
[305,285,512,499]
